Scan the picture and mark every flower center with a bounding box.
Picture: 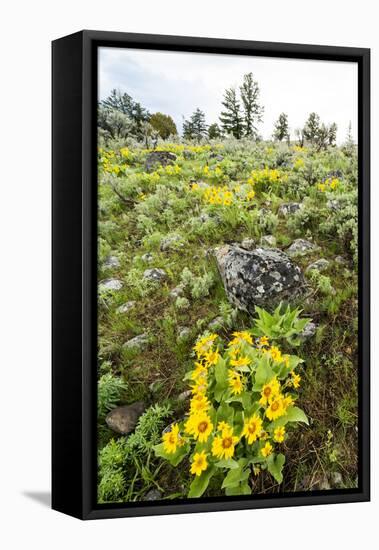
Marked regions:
[264,387,271,397]
[198,421,208,433]
[271,401,279,411]
[248,423,257,434]
[169,434,175,444]
[222,437,233,449]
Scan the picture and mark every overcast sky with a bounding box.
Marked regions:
[99,47,358,143]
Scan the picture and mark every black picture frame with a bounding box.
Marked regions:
[52,30,370,520]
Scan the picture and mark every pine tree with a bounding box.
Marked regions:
[303,112,321,144]
[208,123,222,140]
[182,116,194,140]
[219,88,244,139]
[328,122,338,146]
[240,73,263,138]
[190,108,208,141]
[315,123,329,151]
[101,89,150,139]
[273,113,290,142]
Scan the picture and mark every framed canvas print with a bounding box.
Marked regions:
[52,31,370,520]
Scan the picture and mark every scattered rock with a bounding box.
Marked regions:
[318,477,331,491]
[103,255,120,269]
[299,321,317,341]
[105,402,145,435]
[160,234,183,252]
[99,278,123,292]
[261,235,277,247]
[170,285,185,300]
[177,390,192,401]
[208,316,224,330]
[305,258,330,274]
[287,239,319,257]
[335,255,347,266]
[116,301,136,314]
[144,489,162,501]
[326,199,340,211]
[178,327,191,341]
[145,150,177,172]
[278,202,302,217]
[143,268,167,282]
[183,150,194,160]
[240,238,256,251]
[123,333,150,352]
[214,245,305,313]
[209,152,224,161]
[141,252,154,263]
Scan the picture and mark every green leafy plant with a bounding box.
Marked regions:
[251,304,311,346]
[154,327,308,498]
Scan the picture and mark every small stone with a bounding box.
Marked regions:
[261,235,277,247]
[99,278,123,292]
[103,255,120,269]
[141,253,153,263]
[335,255,347,265]
[305,258,330,274]
[116,301,136,314]
[123,333,149,352]
[105,402,145,435]
[145,150,177,172]
[160,234,183,252]
[299,321,317,341]
[144,489,162,501]
[278,202,302,217]
[143,268,167,282]
[208,316,224,330]
[240,238,256,251]
[209,153,224,161]
[318,477,331,491]
[327,199,340,211]
[170,285,185,299]
[178,390,192,401]
[287,239,319,257]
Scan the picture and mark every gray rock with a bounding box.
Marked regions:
[144,489,162,501]
[99,278,123,292]
[103,255,120,269]
[240,238,256,251]
[123,333,150,352]
[178,327,191,340]
[178,390,192,401]
[160,234,183,252]
[105,402,145,435]
[170,285,185,299]
[278,202,302,217]
[326,199,340,211]
[141,253,154,263]
[145,150,177,172]
[261,235,277,247]
[143,268,167,282]
[287,239,319,257]
[299,321,317,340]
[335,255,347,265]
[116,301,136,314]
[331,471,343,487]
[214,245,305,313]
[305,258,330,274]
[208,316,224,330]
[318,477,331,491]
[209,152,224,161]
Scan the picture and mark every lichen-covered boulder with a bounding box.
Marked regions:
[99,278,123,292]
[145,151,177,172]
[214,245,305,313]
[286,239,319,257]
[143,268,167,282]
[278,202,302,217]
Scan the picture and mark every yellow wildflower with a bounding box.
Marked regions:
[291,370,301,389]
[261,442,273,458]
[190,451,208,476]
[212,426,239,460]
[228,369,244,395]
[190,393,210,414]
[185,413,213,443]
[266,395,286,421]
[259,377,281,406]
[230,356,251,368]
[274,426,286,443]
[259,336,269,347]
[242,414,263,445]
[270,346,283,363]
[204,349,220,366]
[162,423,183,454]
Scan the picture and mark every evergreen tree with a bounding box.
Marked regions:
[295,128,305,147]
[182,117,194,140]
[273,113,290,142]
[303,112,321,144]
[208,123,222,140]
[219,87,244,139]
[315,123,330,151]
[240,73,263,138]
[328,122,338,146]
[190,108,208,141]
[101,89,150,139]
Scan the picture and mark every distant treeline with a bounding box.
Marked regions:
[98,74,351,149]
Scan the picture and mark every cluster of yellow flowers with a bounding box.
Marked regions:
[202,165,224,179]
[293,157,305,170]
[317,177,340,192]
[145,143,218,155]
[98,148,123,176]
[162,331,302,478]
[190,183,255,207]
[158,164,182,176]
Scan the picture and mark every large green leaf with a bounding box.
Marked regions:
[222,461,250,489]
[267,453,286,483]
[285,406,309,425]
[188,466,216,498]
[215,458,239,469]
[153,441,189,466]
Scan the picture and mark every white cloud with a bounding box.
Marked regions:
[99,47,358,143]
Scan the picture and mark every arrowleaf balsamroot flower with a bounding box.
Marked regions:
[190,451,208,476]
[261,441,273,458]
[242,414,263,445]
[259,377,281,406]
[163,423,184,454]
[265,395,286,421]
[212,424,239,460]
[185,413,213,443]
[274,426,286,443]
